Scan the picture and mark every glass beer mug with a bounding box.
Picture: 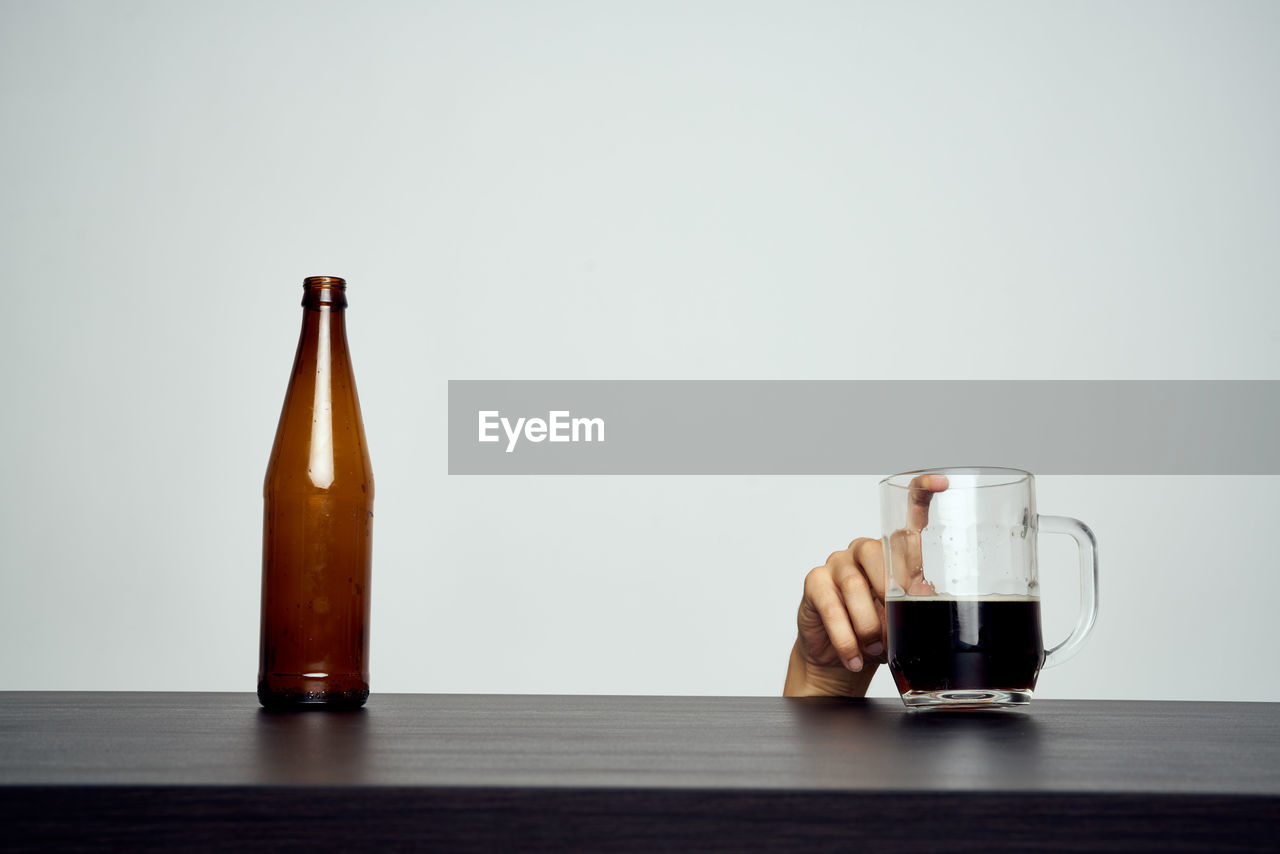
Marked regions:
[880,467,1098,710]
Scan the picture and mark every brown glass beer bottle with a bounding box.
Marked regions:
[258,276,374,709]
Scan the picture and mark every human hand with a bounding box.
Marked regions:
[783,474,948,697]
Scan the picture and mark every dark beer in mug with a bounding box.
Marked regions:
[887,596,1044,698]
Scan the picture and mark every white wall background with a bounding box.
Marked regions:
[1,1,1277,700]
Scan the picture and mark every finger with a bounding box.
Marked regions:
[814,594,866,671]
[849,537,886,600]
[904,524,923,587]
[825,548,855,578]
[903,528,936,595]
[797,597,839,667]
[887,528,919,593]
[798,567,842,666]
[805,572,866,672]
[835,565,884,660]
[906,473,949,531]
[888,528,937,596]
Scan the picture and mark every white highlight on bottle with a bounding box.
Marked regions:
[308,312,335,488]
[478,410,605,453]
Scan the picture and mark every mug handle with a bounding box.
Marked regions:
[1038,515,1099,668]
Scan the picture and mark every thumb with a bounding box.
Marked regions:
[906,473,949,530]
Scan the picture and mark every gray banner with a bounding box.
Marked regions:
[447,381,1280,475]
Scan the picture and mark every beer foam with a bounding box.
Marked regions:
[886,593,1040,602]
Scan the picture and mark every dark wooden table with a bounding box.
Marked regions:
[1,693,1277,852]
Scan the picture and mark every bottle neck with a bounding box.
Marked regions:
[290,302,352,492]
[294,300,350,386]
[297,304,348,342]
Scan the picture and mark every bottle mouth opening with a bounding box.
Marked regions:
[301,276,348,308]
[303,276,347,289]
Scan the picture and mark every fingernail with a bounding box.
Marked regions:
[845,656,864,672]
[864,641,883,656]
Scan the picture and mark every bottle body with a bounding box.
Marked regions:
[258,277,373,709]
